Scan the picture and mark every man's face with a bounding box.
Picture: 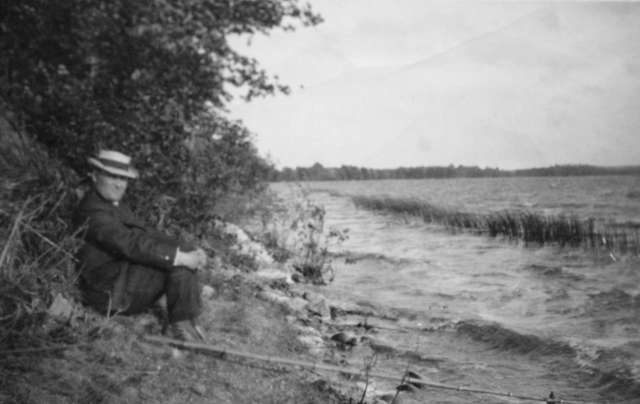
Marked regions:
[92,170,129,203]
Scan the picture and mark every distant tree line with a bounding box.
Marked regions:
[268,163,640,182]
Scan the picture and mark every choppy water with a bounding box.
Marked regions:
[274,176,640,403]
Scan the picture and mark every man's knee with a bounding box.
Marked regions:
[167,267,200,294]
[169,267,198,281]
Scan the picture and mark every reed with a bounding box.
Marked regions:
[350,195,639,254]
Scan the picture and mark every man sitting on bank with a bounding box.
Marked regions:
[73,150,209,342]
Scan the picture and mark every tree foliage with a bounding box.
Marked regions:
[1,0,321,227]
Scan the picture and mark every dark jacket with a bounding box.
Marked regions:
[73,189,179,309]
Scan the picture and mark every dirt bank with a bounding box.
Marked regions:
[2,252,428,404]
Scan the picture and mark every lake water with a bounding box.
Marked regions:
[274,176,640,404]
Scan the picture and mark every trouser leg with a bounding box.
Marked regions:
[119,265,167,315]
[82,263,202,322]
[164,267,202,323]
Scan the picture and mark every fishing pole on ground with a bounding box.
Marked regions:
[146,336,612,404]
[339,320,409,334]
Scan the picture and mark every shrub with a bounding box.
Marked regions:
[0,0,321,234]
[254,185,349,284]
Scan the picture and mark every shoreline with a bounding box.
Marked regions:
[245,262,425,404]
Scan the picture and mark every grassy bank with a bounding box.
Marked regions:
[350,195,639,255]
[0,152,351,403]
[0,269,350,404]
[0,190,351,404]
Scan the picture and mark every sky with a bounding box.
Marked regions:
[227,1,640,170]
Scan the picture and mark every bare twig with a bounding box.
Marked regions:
[358,354,377,404]
[19,222,79,260]
[0,199,29,272]
[391,327,422,403]
[45,188,68,219]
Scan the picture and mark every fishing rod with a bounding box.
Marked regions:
[146,336,610,404]
[335,321,409,334]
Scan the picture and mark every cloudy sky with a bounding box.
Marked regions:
[228,1,640,170]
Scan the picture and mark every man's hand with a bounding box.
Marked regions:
[174,247,208,271]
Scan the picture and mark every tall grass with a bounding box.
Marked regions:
[351,195,639,255]
[0,118,84,349]
[0,179,83,347]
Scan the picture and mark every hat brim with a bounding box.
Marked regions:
[87,157,139,179]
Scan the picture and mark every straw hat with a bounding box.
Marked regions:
[87,150,139,179]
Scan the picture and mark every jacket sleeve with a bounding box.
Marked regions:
[84,208,178,271]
